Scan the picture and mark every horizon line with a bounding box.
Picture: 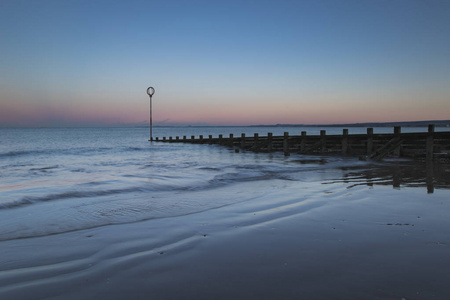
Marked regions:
[1,119,450,129]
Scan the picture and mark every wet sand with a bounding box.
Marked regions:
[1,160,450,300]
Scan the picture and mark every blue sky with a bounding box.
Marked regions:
[1,0,449,126]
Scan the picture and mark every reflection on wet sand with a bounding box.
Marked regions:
[325,160,450,194]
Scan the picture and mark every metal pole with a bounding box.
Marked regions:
[146,87,155,141]
[150,96,152,141]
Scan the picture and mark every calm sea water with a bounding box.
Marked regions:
[0,126,447,241]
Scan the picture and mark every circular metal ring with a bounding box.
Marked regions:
[147,87,155,97]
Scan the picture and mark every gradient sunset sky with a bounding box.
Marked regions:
[1,0,449,127]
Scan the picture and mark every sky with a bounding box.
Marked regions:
[1,0,449,127]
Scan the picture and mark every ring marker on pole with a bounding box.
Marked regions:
[147,86,155,141]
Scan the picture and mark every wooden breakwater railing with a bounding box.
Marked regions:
[154,125,450,161]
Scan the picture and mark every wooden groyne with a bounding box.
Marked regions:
[155,125,450,161]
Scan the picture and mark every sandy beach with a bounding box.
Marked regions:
[2,158,449,300]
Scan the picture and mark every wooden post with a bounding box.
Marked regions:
[394,126,401,157]
[283,132,289,156]
[191,135,195,143]
[169,136,172,142]
[241,133,246,149]
[199,135,203,143]
[183,136,187,142]
[342,129,348,154]
[155,137,159,141]
[219,134,223,145]
[267,133,273,152]
[176,136,179,142]
[251,133,259,151]
[209,135,213,145]
[300,131,306,153]
[229,134,234,147]
[163,137,166,141]
[320,130,326,153]
[393,172,401,189]
[427,124,435,161]
[426,160,434,194]
[366,128,373,155]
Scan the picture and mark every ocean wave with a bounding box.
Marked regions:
[0,150,48,158]
[0,147,120,160]
[29,165,59,173]
[0,171,262,210]
[126,146,144,151]
[205,171,291,189]
[0,187,150,210]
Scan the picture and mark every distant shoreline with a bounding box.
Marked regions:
[2,120,449,129]
[249,120,450,128]
[151,119,450,128]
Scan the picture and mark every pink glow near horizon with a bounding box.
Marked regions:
[1,92,449,127]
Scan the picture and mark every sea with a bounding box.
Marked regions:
[2,126,450,299]
[0,126,448,241]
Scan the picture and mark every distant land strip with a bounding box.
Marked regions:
[249,120,450,128]
[148,120,450,128]
[3,120,449,128]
